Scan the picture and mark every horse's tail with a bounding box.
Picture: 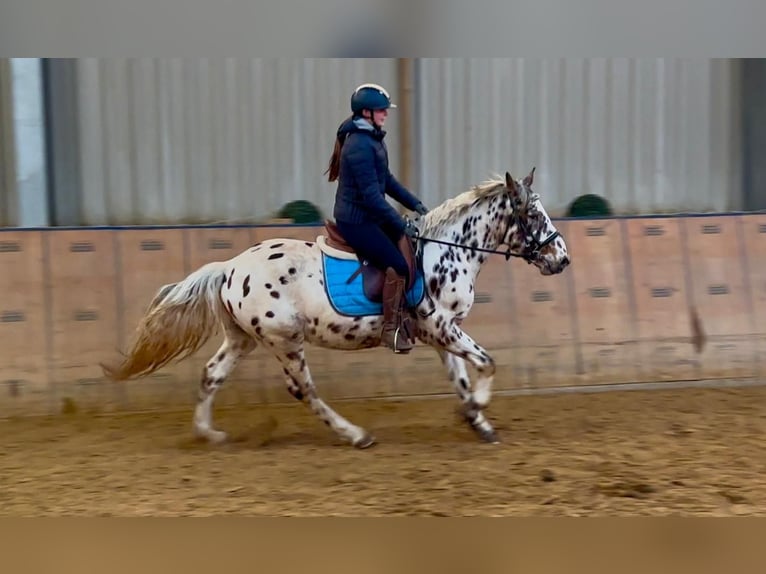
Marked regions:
[101,261,229,381]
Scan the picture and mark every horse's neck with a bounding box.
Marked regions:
[424,194,509,280]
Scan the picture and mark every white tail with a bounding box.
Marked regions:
[101,261,229,381]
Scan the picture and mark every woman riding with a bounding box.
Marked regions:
[325,83,429,353]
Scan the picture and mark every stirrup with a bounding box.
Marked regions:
[391,327,412,354]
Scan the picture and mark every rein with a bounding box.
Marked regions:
[416,235,526,261]
[413,215,561,264]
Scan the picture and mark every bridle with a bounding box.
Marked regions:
[413,195,561,264]
[508,208,562,264]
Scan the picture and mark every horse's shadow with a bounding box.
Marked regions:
[173,415,511,452]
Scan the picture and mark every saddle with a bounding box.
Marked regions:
[319,220,418,303]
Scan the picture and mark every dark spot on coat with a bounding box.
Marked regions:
[251,317,259,326]
[270,243,284,249]
[227,269,235,289]
[328,323,342,333]
[288,267,297,274]
[265,283,272,289]
[265,311,275,318]
[226,300,234,315]
[242,274,251,297]
[270,291,280,299]
[268,253,284,260]
[286,351,300,361]
[279,276,289,285]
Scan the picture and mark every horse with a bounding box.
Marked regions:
[100,169,570,448]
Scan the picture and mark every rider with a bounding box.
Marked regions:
[325,83,429,354]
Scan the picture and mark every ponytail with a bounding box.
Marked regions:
[325,115,353,182]
[325,136,343,182]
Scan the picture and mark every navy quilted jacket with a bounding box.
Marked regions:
[332,117,421,232]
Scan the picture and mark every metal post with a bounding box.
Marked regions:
[0,59,16,226]
[9,58,50,227]
[742,58,766,211]
[397,58,414,190]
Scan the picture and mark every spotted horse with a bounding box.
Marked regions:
[101,169,570,448]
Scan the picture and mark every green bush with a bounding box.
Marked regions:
[566,194,613,217]
[277,200,323,224]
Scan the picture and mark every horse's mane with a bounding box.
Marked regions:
[422,175,509,232]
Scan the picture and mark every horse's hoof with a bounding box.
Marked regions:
[479,429,500,444]
[353,433,376,449]
[470,423,499,444]
[197,429,227,444]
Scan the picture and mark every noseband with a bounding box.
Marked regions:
[509,210,561,264]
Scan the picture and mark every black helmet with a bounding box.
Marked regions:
[350,83,397,114]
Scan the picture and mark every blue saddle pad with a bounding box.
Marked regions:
[321,253,425,317]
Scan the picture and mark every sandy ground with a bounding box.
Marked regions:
[1,384,765,516]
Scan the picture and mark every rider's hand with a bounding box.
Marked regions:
[402,220,419,238]
[414,203,429,216]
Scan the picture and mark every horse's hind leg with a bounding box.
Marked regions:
[268,335,374,448]
[193,319,256,443]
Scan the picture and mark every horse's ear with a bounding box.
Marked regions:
[506,171,522,201]
[523,167,535,187]
[505,171,519,193]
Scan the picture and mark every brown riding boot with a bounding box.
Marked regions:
[381,267,414,354]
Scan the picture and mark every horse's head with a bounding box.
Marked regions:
[503,168,570,275]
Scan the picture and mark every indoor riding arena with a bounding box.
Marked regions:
[2,57,765,517]
[2,216,765,517]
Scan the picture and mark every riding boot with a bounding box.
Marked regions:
[381,267,414,354]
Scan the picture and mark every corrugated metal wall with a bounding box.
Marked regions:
[74,58,400,225]
[415,58,742,215]
[62,58,742,224]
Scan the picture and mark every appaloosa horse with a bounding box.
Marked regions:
[101,169,569,448]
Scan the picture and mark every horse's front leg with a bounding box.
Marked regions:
[434,326,499,444]
[437,348,478,413]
